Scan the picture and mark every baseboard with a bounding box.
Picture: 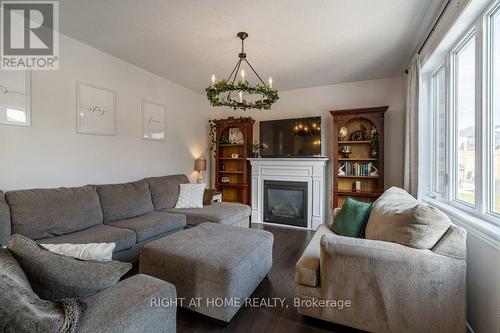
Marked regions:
[466,322,475,333]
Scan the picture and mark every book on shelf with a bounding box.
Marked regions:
[340,161,372,177]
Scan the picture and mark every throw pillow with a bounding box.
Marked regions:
[331,197,373,238]
[364,187,451,249]
[0,248,84,333]
[175,183,206,209]
[40,242,116,261]
[7,234,131,301]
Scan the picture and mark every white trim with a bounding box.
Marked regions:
[248,157,328,230]
[424,196,500,249]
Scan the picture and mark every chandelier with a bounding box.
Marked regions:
[205,32,279,111]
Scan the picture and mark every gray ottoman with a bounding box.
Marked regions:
[139,222,273,322]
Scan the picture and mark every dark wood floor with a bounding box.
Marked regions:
[176,223,362,333]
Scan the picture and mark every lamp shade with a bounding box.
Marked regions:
[194,158,207,172]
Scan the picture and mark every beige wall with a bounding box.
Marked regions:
[214,76,405,222]
[0,34,211,191]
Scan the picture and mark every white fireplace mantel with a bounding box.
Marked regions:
[248,157,329,230]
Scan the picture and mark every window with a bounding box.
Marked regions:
[491,6,500,214]
[424,0,500,228]
[453,35,476,206]
[432,65,447,195]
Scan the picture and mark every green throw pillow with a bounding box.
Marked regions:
[331,197,373,238]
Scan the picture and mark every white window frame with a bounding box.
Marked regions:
[450,29,478,210]
[423,0,500,230]
[483,1,500,223]
[430,63,447,197]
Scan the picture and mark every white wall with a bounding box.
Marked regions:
[214,76,405,222]
[0,35,210,191]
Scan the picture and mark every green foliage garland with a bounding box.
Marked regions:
[205,80,279,110]
[208,119,217,158]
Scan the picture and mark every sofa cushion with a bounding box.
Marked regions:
[0,247,32,290]
[6,186,103,240]
[0,190,11,245]
[0,273,84,333]
[1,248,84,332]
[8,234,132,302]
[97,180,154,223]
[166,202,251,226]
[365,187,451,249]
[144,174,189,210]
[331,197,372,238]
[109,211,186,243]
[38,224,136,252]
[295,224,335,287]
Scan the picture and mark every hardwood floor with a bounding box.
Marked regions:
[176,223,362,333]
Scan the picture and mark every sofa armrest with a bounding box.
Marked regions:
[79,274,176,333]
[319,233,466,332]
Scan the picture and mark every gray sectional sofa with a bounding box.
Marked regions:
[0,174,251,262]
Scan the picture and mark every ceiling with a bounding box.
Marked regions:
[59,0,441,93]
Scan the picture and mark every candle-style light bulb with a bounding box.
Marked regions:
[211,74,216,84]
[268,77,273,88]
[239,91,243,103]
[241,68,245,82]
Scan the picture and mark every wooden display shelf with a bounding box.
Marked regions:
[331,106,388,208]
[338,140,371,144]
[217,183,247,188]
[338,175,379,179]
[335,190,382,197]
[214,117,254,205]
[338,158,377,161]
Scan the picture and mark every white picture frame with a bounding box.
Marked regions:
[141,99,166,141]
[76,81,116,136]
[0,71,31,127]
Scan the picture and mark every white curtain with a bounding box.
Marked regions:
[404,54,420,197]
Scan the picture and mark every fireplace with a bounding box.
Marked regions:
[263,180,308,227]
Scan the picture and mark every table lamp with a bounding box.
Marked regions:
[194,158,207,183]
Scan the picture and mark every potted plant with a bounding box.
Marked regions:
[250,142,262,158]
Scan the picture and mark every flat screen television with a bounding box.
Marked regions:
[260,116,321,157]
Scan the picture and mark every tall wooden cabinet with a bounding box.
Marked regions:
[330,106,388,208]
[214,117,254,205]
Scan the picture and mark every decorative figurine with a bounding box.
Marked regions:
[340,145,352,158]
[339,126,348,141]
[350,124,369,141]
[369,163,379,177]
[338,164,346,176]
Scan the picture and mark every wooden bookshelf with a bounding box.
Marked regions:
[214,117,254,205]
[330,106,388,207]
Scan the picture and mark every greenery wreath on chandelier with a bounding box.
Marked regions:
[205,32,279,111]
[205,80,279,111]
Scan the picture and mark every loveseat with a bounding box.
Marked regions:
[0,174,251,262]
[295,187,467,333]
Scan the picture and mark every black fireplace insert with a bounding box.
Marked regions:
[263,180,308,227]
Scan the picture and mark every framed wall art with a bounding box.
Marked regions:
[0,71,31,127]
[76,81,116,135]
[141,99,166,141]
